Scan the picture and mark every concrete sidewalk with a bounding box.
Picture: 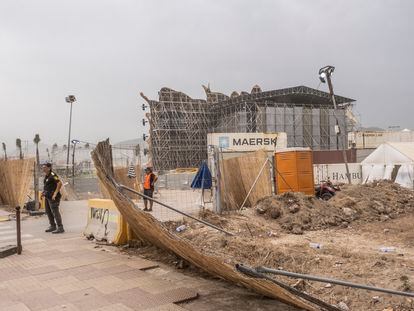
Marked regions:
[0,235,197,311]
[0,201,197,311]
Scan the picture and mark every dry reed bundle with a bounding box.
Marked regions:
[113,166,142,200]
[91,140,315,310]
[221,150,272,210]
[0,158,34,207]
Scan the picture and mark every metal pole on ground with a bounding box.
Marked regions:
[257,266,414,298]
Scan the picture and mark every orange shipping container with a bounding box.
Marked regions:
[274,149,314,195]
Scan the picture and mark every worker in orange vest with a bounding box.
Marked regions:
[143,167,157,211]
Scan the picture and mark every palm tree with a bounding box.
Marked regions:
[16,138,23,159]
[84,143,90,149]
[33,134,41,166]
[51,143,58,161]
[2,142,7,160]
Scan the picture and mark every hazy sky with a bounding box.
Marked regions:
[1,0,413,149]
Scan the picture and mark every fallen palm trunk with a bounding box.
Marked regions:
[91,140,316,311]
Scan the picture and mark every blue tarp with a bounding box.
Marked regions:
[191,161,212,189]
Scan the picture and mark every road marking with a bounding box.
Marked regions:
[0,225,13,230]
[0,234,32,242]
[0,230,16,235]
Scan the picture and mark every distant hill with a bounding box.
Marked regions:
[356,126,385,132]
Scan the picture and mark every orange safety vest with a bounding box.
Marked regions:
[144,173,153,190]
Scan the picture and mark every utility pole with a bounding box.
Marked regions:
[319,66,352,184]
[65,95,76,178]
[33,134,41,210]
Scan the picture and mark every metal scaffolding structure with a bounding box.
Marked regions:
[141,85,355,171]
[141,88,211,170]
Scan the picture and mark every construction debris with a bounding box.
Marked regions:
[255,181,414,234]
[91,140,317,311]
[147,195,414,310]
[92,140,414,310]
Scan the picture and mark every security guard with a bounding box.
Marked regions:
[41,162,64,233]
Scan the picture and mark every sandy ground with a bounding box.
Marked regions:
[271,214,414,310]
[127,212,414,311]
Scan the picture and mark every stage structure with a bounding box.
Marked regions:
[141,85,356,171]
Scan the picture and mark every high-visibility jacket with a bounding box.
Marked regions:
[144,173,156,190]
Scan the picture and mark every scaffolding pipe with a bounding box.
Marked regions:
[257,266,414,298]
[236,264,340,311]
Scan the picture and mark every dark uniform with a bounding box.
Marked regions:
[43,171,64,231]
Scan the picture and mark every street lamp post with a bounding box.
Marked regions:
[65,95,76,178]
[319,66,352,184]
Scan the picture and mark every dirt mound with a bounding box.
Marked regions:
[255,181,414,234]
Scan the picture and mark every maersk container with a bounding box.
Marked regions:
[207,132,287,152]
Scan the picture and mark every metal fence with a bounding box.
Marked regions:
[131,171,214,222]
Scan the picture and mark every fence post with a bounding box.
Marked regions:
[213,146,222,214]
[16,206,22,255]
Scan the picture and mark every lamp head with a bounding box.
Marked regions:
[65,95,76,103]
[319,65,335,83]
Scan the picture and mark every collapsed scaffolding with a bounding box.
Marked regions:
[141,85,356,171]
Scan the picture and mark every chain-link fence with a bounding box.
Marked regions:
[130,170,214,222]
[4,140,218,221]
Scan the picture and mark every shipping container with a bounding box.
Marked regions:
[207,132,287,152]
[313,149,357,164]
[349,130,414,149]
[274,149,314,195]
[313,163,362,185]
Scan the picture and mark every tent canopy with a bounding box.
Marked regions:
[361,142,414,189]
[191,161,212,189]
[361,142,414,165]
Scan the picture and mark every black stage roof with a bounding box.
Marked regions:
[211,85,355,109]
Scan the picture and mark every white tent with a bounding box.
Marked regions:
[361,142,414,189]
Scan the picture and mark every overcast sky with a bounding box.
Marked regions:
[1,0,413,149]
